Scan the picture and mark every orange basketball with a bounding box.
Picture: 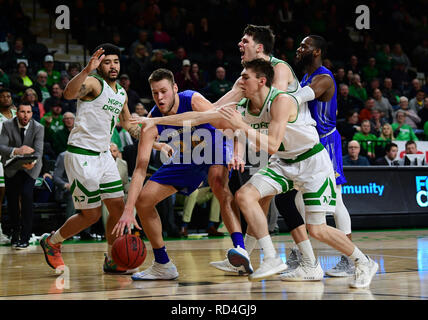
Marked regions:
[112,234,147,269]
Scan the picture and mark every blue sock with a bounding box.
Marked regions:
[231,232,245,249]
[207,221,214,228]
[181,222,188,228]
[153,246,170,264]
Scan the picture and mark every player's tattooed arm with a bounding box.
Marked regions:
[127,125,141,140]
[119,96,142,140]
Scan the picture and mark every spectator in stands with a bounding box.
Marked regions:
[367,78,380,98]
[44,83,76,114]
[198,17,212,53]
[417,97,428,130]
[337,84,363,120]
[390,62,411,95]
[392,110,419,141]
[349,74,368,103]
[334,67,347,86]
[382,77,400,109]
[353,119,377,160]
[0,68,10,88]
[39,55,61,88]
[21,88,45,122]
[375,44,392,76]
[119,74,140,114]
[2,37,30,74]
[369,108,387,136]
[402,140,426,166]
[130,30,153,58]
[206,66,233,102]
[408,78,422,100]
[135,103,148,117]
[346,55,362,77]
[10,61,33,97]
[128,44,150,97]
[282,37,296,67]
[409,90,426,114]
[51,112,74,156]
[391,43,411,71]
[208,48,235,80]
[40,103,64,142]
[394,96,421,130]
[67,62,81,79]
[189,62,206,91]
[372,88,393,122]
[362,57,379,83]
[148,49,169,75]
[378,123,395,141]
[168,46,188,74]
[339,110,360,142]
[0,103,44,249]
[179,182,224,237]
[359,98,376,122]
[152,21,171,50]
[60,74,70,90]
[179,21,198,53]
[422,76,428,96]
[175,59,194,91]
[163,5,183,38]
[342,140,370,166]
[32,70,51,103]
[375,142,400,166]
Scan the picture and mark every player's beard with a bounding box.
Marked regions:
[163,95,176,115]
[296,52,315,70]
[98,68,119,82]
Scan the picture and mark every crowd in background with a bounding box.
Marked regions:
[1,0,428,238]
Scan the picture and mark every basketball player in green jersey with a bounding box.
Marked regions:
[39,44,167,274]
[210,25,310,274]
[0,89,16,244]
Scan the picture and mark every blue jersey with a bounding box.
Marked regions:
[300,66,347,185]
[149,90,232,195]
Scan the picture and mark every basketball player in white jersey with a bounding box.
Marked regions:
[0,89,16,244]
[39,44,163,274]
[135,59,379,288]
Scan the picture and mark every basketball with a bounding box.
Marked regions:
[112,234,147,269]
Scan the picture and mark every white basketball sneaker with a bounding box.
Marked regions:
[349,256,378,288]
[131,261,179,281]
[325,255,355,277]
[279,261,324,281]
[227,246,254,274]
[210,258,249,275]
[249,255,288,281]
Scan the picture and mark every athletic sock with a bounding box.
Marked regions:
[207,221,215,228]
[348,246,369,264]
[244,233,257,255]
[297,239,316,265]
[231,232,245,249]
[258,235,276,259]
[50,230,65,245]
[153,246,170,264]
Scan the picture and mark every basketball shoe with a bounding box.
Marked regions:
[249,255,288,281]
[131,261,179,280]
[349,256,378,288]
[279,260,324,281]
[286,248,303,270]
[103,254,139,275]
[227,246,254,275]
[40,232,65,269]
[325,255,355,277]
[210,258,250,275]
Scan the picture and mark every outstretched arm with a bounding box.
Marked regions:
[63,48,105,100]
[112,125,158,237]
[119,96,142,140]
[213,77,244,108]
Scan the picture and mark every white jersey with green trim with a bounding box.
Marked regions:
[68,74,127,153]
[0,109,17,161]
[270,56,301,94]
[237,86,319,159]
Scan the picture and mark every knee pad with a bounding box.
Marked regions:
[274,189,305,230]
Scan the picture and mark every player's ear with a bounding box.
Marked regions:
[173,83,178,94]
[256,43,264,54]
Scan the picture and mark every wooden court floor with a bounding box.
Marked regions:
[0,229,427,300]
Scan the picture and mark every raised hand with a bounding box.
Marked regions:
[83,47,105,73]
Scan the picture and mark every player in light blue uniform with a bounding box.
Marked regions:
[276,35,356,279]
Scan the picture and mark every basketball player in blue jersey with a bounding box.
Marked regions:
[276,35,355,279]
[112,69,239,280]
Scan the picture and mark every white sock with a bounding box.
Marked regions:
[50,230,65,244]
[244,234,258,255]
[297,239,316,265]
[348,246,369,264]
[258,235,276,259]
